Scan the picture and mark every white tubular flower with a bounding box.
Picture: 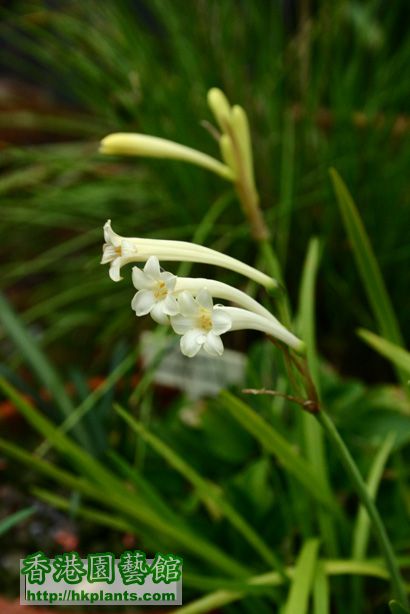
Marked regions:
[170,290,232,358]
[100,133,234,181]
[102,220,277,289]
[217,306,305,353]
[174,277,281,326]
[129,259,304,355]
[131,256,179,324]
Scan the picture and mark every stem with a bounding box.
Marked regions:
[316,409,408,606]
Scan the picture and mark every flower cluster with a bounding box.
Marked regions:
[102,221,304,358]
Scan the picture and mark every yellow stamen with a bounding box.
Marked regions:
[197,308,213,332]
[154,280,167,300]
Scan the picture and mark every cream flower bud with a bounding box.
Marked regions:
[207,88,232,131]
[219,134,237,175]
[100,133,234,181]
[231,105,255,190]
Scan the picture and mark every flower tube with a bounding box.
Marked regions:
[216,306,304,352]
[100,133,234,181]
[102,220,277,289]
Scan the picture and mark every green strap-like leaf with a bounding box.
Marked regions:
[358,329,410,376]
[0,292,90,447]
[114,403,286,576]
[353,432,396,560]
[35,351,136,457]
[0,506,35,537]
[313,562,330,614]
[220,391,336,511]
[284,539,320,614]
[298,237,338,555]
[329,169,407,387]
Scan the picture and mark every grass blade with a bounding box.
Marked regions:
[220,391,336,511]
[35,351,136,457]
[0,506,35,537]
[108,451,177,522]
[298,238,321,389]
[32,488,135,533]
[351,432,396,614]
[0,376,119,490]
[114,403,286,575]
[352,432,396,560]
[0,292,89,447]
[329,169,406,387]
[358,329,410,376]
[284,539,320,614]
[313,562,330,614]
[298,237,338,555]
[0,437,101,496]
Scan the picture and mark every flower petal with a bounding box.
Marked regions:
[144,256,161,280]
[204,331,224,356]
[131,289,155,316]
[104,219,121,247]
[101,244,117,264]
[150,302,169,325]
[160,271,177,291]
[212,309,232,335]
[180,330,203,358]
[109,258,122,282]
[177,291,198,317]
[170,313,195,335]
[132,266,153,290]
[197,288,213,310]
[163,294,180,316]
